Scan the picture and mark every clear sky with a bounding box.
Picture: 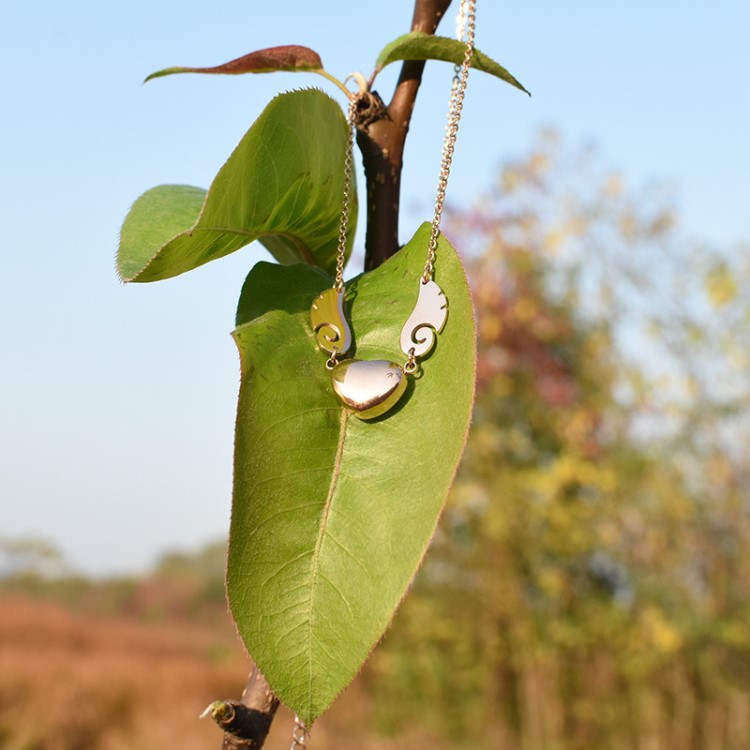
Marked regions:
[1,0,749,574]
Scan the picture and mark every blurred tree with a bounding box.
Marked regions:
[155,540,227,605]
[0,535,67,578]
[155,540,227,581]
[365,132,750,750]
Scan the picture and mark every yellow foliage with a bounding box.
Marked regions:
[479,314,502,340]
[640,606,683,655]
[705,262,738,307]
[513,296,537,323]
[603,173,624,197]
[492,374,514,397]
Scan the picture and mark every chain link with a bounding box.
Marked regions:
[424,0,477,283]
[334,98,357,293]
[404,348,418,374]
[290,715,309,749]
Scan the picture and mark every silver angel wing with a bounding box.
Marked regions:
[400,279,448,358]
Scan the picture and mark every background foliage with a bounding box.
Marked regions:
[364,132,750,749]
[3,135,749,748]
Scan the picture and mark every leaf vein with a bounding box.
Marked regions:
[247,502,321,540]
[318,571,353,617]
[325,532,370,575]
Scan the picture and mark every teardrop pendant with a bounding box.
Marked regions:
[331,359,407,420]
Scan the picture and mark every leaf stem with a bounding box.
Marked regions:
[314,69,354,100]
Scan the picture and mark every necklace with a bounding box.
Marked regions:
[309,0,476,421]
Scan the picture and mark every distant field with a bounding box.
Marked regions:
[0,593,249,749]
[0,593,441,750]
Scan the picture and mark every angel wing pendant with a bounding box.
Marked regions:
[399,279,448,358]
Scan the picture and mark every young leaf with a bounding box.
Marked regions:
[375,32,530,95]
[117,89,356,282]
[144,45,323,83]
[228,223,477,724]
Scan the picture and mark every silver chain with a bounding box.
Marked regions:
[290,715,309,749]
[424,0,476,282]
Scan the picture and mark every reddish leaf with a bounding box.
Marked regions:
[145,45,323,83]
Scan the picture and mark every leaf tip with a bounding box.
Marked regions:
[143,67,186,84]
[114,250,136,283]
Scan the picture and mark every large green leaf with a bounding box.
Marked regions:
[228,223,476,724]
[117,89,356,282]
[375,32,530,95]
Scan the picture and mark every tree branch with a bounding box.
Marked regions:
[359,0,454,271]
[210,665,279,750]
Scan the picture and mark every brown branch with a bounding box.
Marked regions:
[359,0,454,271]
[210,665,279,750]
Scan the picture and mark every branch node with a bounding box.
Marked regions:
[201,700,235,722]
[213,667,280,750]
[353,90,388,129]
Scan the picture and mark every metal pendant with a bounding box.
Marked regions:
[311,278,446,420]
[310,288,352,357]
[400,279,448,358]
[331,359,407,420]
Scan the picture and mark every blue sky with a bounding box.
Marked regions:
[1,1,748,574]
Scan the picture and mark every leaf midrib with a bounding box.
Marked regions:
[305,408,349,710]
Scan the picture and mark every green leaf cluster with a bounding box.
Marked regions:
[117,22,529,722]
[118,90,354,281]
[117,80,480,722]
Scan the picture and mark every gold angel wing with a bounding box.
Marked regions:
[310,288,352,356]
